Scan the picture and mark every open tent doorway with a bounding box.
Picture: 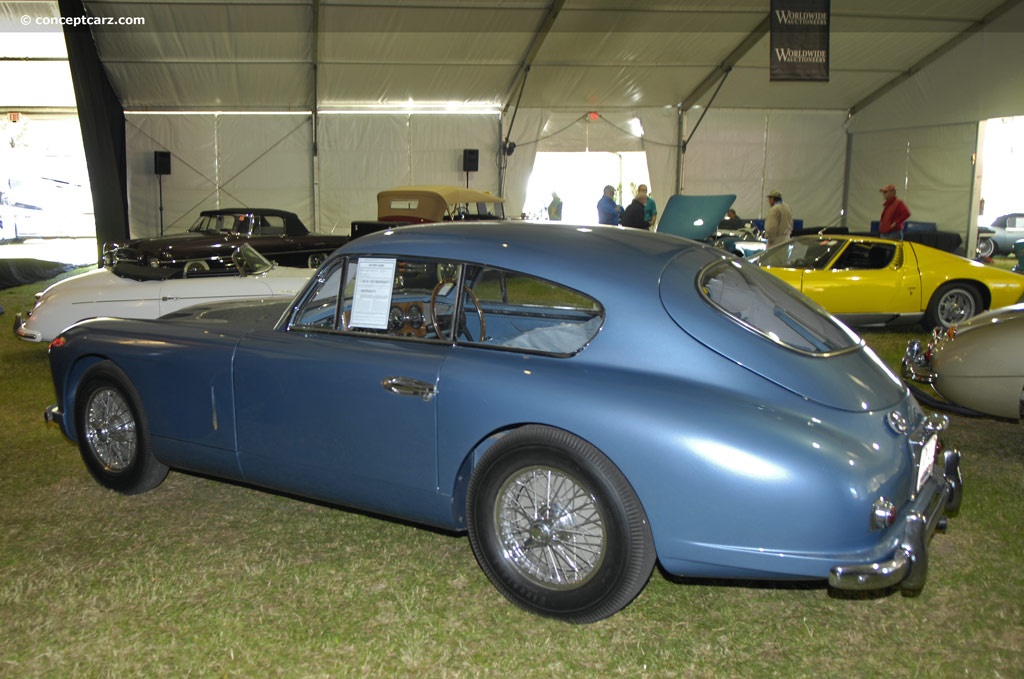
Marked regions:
[977,116,1024,227]
[523,152,652,225]
[1,114,94,241]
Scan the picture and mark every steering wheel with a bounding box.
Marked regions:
[430,280,486,341]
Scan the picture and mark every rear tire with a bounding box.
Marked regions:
[75,362,168,494]
[466,426,655,623]
[183,260,210,277]
[924,283,981,330]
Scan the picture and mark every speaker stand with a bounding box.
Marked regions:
[158,174,164,235]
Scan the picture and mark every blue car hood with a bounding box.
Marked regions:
[159,298,291,331]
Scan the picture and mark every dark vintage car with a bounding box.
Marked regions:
[46,222,962,623]
[103,208,349,274]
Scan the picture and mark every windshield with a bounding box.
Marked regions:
[231,244,274,275]
[758,238,844,270]
[699,258,859,354]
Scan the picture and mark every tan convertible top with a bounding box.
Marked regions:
[377,185,505,222]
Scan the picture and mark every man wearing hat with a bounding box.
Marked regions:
[764,190,793,248]
[878,184,911,240]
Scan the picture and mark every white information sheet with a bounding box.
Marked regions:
[349,258,397,329]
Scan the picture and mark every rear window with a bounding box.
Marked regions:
[699,258,859,354]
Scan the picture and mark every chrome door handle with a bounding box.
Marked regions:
[381,376,436,402]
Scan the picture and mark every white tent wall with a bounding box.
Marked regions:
[126,112,502,238]
[126,114,217,236]
[125,114,313,238]
[407,114,500,193]
[317,113,500,232]
[218,115,313,222]
[681,109,847,228]
[845,124,978,243]
[316,115,412,235]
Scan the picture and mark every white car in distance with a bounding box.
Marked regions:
[14,243,314,343]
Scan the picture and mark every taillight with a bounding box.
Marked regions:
[870,497,896,530]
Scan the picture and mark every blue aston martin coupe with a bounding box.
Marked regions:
[45,221,963,623]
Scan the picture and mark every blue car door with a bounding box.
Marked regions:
[230,256,458,527]
[231,331,449,523]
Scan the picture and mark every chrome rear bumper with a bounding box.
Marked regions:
[829,448,962,591]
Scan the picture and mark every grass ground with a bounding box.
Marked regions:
[1,263,1022,678]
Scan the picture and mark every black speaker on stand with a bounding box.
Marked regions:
[462,149,479,188]
[154,151,171,235]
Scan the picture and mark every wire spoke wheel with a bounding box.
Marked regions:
[84,386,138,472]
[466,425,655,623]
[75,361,169,494]
[495,466,606,589]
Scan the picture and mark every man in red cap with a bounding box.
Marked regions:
[878,184,911,240]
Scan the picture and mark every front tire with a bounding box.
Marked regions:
[466,426,655,623]
[924,283,981,330]
[75,362,168,494]
[307,252,327,268]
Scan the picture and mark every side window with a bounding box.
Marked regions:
[291,263,344,329]
[232,215,252,235]
[465,267,603,356]
[831,242,894,270]
[257,215,286,236]
[290,257,604,355]
[341,257,455,341]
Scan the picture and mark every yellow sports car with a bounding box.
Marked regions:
[757,235,1024,329]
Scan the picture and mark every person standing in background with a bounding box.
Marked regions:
[597,185,622,225]
[719,208,743,229]
[878,183,911,240]
[638,184,657,228]
[547,192,563,221]
[764,190,793,248]
[619,187,649,229]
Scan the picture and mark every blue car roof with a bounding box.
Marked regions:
[338,221,705,294]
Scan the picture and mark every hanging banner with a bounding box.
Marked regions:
[770,0,830,82]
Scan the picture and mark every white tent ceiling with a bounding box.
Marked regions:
[2,0,1023,245]
[57,0,1021,116]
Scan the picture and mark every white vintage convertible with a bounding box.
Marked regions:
[14,244,314,343]
[903,303,1024,421]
